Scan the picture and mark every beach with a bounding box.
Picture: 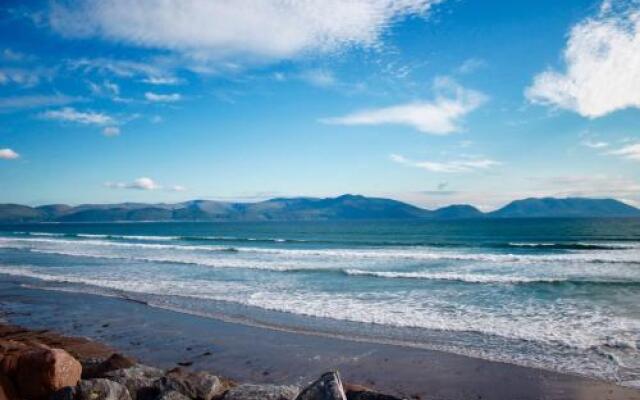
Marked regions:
[1,278,639,400]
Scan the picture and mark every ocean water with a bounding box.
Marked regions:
[0,219,639,386]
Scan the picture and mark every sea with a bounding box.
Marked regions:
[0,219,639,386]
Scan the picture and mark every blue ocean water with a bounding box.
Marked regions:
[0,219,639,386]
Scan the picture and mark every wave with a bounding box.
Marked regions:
[342,269,640,285]
[507,242,637,250]
[3,236,640,266]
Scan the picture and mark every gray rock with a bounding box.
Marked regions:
[157,390,191,400]
[50,386,76,400]
[223,384,299,400]
[78,378,132,400]
[104,365,164,400]
[346,391,403,400]
[153,369,224,400]
[296,372,347,400]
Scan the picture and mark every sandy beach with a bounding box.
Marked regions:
[1,278,638,400]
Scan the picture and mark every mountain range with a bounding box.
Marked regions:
[0,195,639,223]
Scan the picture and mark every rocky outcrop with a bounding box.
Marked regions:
[84,353,137,379]
[0,324,406,400]
[15,348,82,399]
[222,384,299,400]
[153,368,225,400]
[103,365,164,400]
[78,378,132,400]
[295,372,347,400]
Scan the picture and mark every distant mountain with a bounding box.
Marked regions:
[488,197,640,218]
[0,196,638,223]
[430,204,484,219]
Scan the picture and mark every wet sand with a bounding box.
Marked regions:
[1,278,638,400]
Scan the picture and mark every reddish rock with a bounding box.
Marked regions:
[15,348,82,399]
[83,353,137,379]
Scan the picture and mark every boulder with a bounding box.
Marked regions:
[104,365,163,400]
[78,378,132,400]
[50,386,77,400]
[157,391,190,400]
[153,368,224,400]
[223,384,299,400]
[83,353,137,379]
[15,348,82,399]
[345,390,402,400]
[296,372,347,400]
[0,374,18,400]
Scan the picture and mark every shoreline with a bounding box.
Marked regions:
[1,279,639,399]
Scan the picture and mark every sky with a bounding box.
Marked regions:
[1,0,639,210]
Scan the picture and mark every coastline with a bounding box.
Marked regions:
[1,279,639,400]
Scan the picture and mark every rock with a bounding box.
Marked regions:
[153,368,224,400]
[104,365,163,400]
[345,391,402,400]
[0,374,18,400]
[50,386,77,400]
[16,348,82,399]
[78,379,132,400]
[156,391,190,400]
[223,384,299,400]
[83,354,137,379]
[296,372,347,400]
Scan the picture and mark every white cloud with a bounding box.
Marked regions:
[102,126,120,137]
[322,78,486,134]
[299,69,336,87]
[0,67,47,87]
[456,58,486,75]
[145,92,182,102]
[526,3,640,118]
[0,95,79,111]
[88,80,120,97]
[106,177,160,190]
[390,153,501,173]
[105,177,185,191]
[581,139,609,149]
[49,0,439,65]
[41,107,115,125]
[608,143,640,160]
[0,148,20,160]
[142,76,182,85]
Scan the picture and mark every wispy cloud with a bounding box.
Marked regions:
[390,153,501,173]
[581,139,609,149]
[0,148,20,160]
[145,92,182,103]
[102,126,120,137]
[49,0,439,66]
[456,58,486,75]
[322,78,486,134]
[608,143,640,161]
[526,2,640,118]
[105,177,185,191]
[40,107,115,125]
[105,177,159,190]
[0,95,79,111]
[299,69,336,88]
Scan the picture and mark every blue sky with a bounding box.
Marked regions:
[1,0,639,210]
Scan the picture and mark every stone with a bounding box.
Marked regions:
[223,384,299,400]
[16,348,82,399]
[83,354,137,379]
[153,369,224,400]
[104,366,163,400]
[78,379,132,400]
[295,372,347,400]
[50,386,77,400]
[156,391,190,400]
[345,391,402,400]
[0,374,18,400]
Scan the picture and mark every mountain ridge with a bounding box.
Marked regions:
[0,195,639,223]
